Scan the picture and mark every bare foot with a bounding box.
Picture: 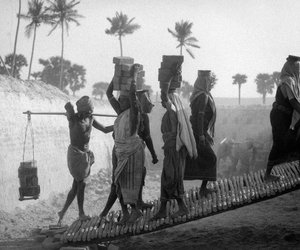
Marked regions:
[57,211,64,226]
[79,214,91,221]
[116,212,130,225]
[127,210,143,224]
[150,209,167,221]
[200,188,215,197]
[264,174,280,183]
[171,207,188,219]
[138,201,154,210]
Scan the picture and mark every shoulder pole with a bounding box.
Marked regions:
[22,111,117,117]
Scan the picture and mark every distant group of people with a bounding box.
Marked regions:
[57,55,300,225]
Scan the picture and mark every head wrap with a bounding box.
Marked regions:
[189,70,216,140]
[190,70,211,104]
[280,59,300,102]
[76,96,94,113]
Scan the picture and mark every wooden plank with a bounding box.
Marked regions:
[113,56,134,65]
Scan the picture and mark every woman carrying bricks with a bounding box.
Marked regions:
[152,65,197,220]
[100,88,158,219]
[105,64,145,224]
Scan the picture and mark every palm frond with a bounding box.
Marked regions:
[185,43,200,48]
[25,23,34,37]
[48,22,59,35]
[167,28,179,38]
[184,36,198,43]
[186,48,195,59]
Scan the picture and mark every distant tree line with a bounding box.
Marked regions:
[1,0,282,102]
[231,72,280,105]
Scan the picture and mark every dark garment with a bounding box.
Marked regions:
[267,107,292,166]
[185,141,217,181]
[138,113,157,160]
[160,109,186,200]
[267,86,294,166]
[185,93,217,181]
[275,85,293,112]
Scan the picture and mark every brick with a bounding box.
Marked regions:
[113,56,134,65]
[121,77,133,84]
[121,64,133,71]
[159,81,181,90]
[162,55,184,63]
[158,68,172,82]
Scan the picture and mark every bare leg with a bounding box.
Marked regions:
[137,186,153,210]
[171,198,188,219]
[116,196,130,225]
[151,200,167,220]
[58,179,77,225]
[77,180,90,221]
[100,184,117,217]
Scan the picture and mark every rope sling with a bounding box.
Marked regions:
[18,112,40,201]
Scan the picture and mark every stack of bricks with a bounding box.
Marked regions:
[112,56,145,91]
[158,55,184,91]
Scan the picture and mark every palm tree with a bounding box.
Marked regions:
[255,73,274,104]
[46,0,83,90]
[232,73,247,105]
[105,11,140,57]
[179,80,194,99]
[19,0,50,80]
[271,71,281,87]
[168,20,200,58]
[12,0,22,77]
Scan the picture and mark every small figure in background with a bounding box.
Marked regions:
[185,70,217,197]
[58,96,113,225]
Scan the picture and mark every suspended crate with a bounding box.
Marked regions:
[19,111,40,201]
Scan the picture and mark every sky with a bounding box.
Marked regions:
[1,0,300,98]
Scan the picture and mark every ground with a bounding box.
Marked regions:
[0,167,299,250]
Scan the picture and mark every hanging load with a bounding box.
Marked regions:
[18,160,40,201]
[19,111,40,201]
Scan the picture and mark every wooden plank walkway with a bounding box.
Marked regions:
[56,161,300,247]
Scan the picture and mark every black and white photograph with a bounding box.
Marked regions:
[0,0,299,249]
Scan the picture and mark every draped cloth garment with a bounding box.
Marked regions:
[160,109,186,200]
[67,144,94,181]
[113,109,144,205]
[184,74,217,181]
[169,93,197,159]
[279,60,300,128]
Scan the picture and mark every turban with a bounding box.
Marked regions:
[76,96,94,113]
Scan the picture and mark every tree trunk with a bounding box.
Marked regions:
[263,93,266,105]
[119,35,123,57]
[59,23,64,90]
[12,0,21,77]
[28,24,37,80]
[238,84,241,105]
[180,46,182,55]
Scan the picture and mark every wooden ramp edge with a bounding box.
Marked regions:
[57,161,300,246]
